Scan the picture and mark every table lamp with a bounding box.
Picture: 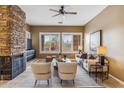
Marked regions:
[78,45,82,54]
[97,46,107,65]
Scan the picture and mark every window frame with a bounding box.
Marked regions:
[39,32,61,54]
[39,32,82,54]
[61,32,82,53]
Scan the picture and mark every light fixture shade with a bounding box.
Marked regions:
[78,45,82,50]
[97,46,107,55]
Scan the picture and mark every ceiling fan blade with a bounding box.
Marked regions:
[52,13,61,17]
[65,12,77,14]
[49,9,59,13]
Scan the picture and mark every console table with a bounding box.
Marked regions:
[0,53,26,80]
[26,50,36,61]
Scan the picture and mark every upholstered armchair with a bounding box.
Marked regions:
[31,62,51,86]
[57,62,77,84]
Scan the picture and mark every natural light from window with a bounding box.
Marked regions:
[39,32,82,54]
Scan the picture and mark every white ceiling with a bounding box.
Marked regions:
[19,5,107,26]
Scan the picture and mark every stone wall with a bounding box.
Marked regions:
[0,5,26,56]
[25,24,31,32]
[0,6,11,56]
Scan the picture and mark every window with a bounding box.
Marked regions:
[62,33,82,53]
[39,32,60,53]
[39,32,82,54]
[62,34,73,52]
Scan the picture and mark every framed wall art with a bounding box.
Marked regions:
[90,30,102,51]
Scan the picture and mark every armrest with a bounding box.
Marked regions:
[87,59,98,65]
[75,54,80,58]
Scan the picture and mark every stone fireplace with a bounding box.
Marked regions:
[0,5,26,80]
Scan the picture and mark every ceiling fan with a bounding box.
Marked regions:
[49,5,77,17]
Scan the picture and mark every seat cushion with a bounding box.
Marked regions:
[58,72,76,80]
[33,72,51,80]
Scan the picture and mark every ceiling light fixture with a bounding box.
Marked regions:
[49,5,77,17]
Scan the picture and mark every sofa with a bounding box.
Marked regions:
[75,53,109,74]
[75,52,87,67]
[83,59,98,72]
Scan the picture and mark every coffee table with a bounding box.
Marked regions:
[52,58,72,70]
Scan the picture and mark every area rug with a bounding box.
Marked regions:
[0,59,104,88]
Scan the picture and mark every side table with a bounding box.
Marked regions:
[89,63,109,83]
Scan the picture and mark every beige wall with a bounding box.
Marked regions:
[84,5,124,81]
[30,26,84,58]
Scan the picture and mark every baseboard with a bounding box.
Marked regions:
[78,86,105,88]
[109,74,124,85]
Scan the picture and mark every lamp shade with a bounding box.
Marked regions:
[78,45,82,50]
[97,46,107,55]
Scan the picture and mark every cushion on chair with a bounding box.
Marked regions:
[31,62,51,74]
[31,62,51,80]
[57,62,77,80]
